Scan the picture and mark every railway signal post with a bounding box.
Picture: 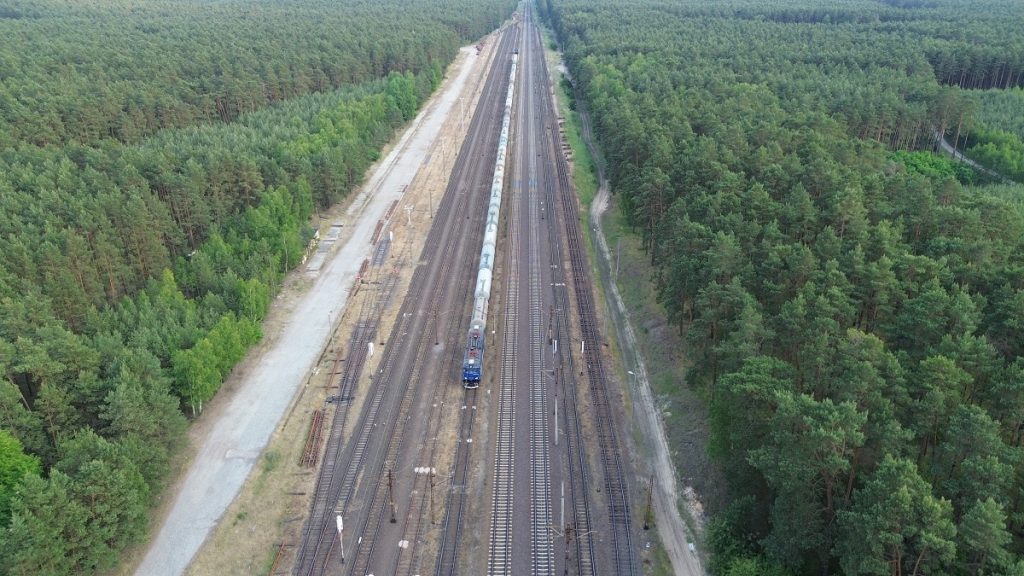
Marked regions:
[414,466,439,524]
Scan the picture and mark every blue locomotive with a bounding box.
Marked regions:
[462,322,484,386]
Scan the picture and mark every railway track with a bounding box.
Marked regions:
[292,224,406,571]
[429,38,523,567]
[484,29,522,576]
[481,28,528,573]
[293,282,389,574]
[396,82,516,568]
[294,119,468,576]
[471,8,639,573]
[527,11,599,573]
[486,127,520,576]
[431,382,479,576]
[295,6,638,575]
[488,13,567,575]
[333,35,512,571]
[293,21,520,576]
[391,251,490,575]
[523,21,555,575]
[545,18,640,573]
[346,86,510,567]
[413,24,521,576]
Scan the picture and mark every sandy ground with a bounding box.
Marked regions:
[131,39,492,576]
[590,184,705,576]
[551,43,707,575]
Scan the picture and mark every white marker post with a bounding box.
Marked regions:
[336,515,345,563]
[554,400,559,446]
[560,481,565,528]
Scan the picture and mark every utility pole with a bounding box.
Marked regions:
[547,305,553,344]
[429,469,436,525]
[563,523,574,576]
[643,475,654,530]
[388,469,397,523]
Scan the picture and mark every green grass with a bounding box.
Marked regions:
[558,106,600,206]
[252,449,281,495]
[262,450,282,474]
[539,24,599,208]
[261,544,281,576]
[640,527,676,576]
[565,110,599,207]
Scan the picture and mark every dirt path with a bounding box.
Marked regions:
[589,182,705,576]
[132,43,486,576]
[570,65,707,576]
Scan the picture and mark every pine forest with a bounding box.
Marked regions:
[539,0,1024,573]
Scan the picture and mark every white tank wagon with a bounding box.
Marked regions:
[463,52,518,388]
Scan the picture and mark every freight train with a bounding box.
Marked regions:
[462,51,518,388]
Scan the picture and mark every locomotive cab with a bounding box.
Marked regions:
[462,326,484,388]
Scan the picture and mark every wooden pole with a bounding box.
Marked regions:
[563,523,574,576]
[388,469,397,523]
[643,475,654,530]
[430,469,436,525]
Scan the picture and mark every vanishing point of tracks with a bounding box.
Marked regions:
[487,7,638,575]
[293,7,639,576]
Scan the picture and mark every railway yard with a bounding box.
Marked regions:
[184,6,648,576]
[289,8,642,575]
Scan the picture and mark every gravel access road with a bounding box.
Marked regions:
[135,46,481,576]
